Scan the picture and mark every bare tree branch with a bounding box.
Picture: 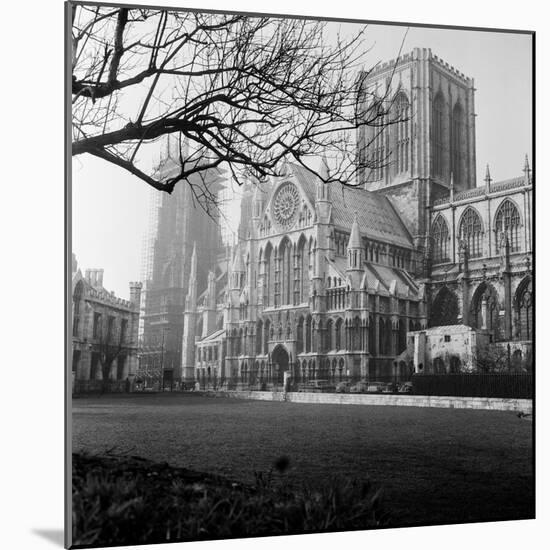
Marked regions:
[71,7,403,204]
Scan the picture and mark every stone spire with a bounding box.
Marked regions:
[523,154,531,184]
[315,157,331,224]
[348,212,362,250]
[484,164,492,193]
[319,154,330,182]
[231,244,245,289]
[347,212,363,273]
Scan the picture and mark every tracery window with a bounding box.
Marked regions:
[368,316,376,354]
[305,315,312,352]
[451,102,465,186]
[296,317,304,354]
[515,278,532,340]
[459,207,483,258]
[256,320,263,355]
[335,318,343,350]
[263,319,270,355]
[433,92,445,177]
[470,283,500,338]
[394,93,410,174]
[495,200,521,254]
[280,239,292,306]
[326,319,333,351]
[264,244,275,307]
[432,215,450,263]
[371,98,387,181]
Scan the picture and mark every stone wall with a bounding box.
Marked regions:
[207,390,532,413]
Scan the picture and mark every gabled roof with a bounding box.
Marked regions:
[199,329,226,343]
[287,163,413,248]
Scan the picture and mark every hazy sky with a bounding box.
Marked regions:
[72,20,532,299]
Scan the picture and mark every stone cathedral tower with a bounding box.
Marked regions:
[357,48,476,265]
[140,137,225,385]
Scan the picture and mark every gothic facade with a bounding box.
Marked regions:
[182,48,533,387]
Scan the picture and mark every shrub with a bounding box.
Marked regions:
[72,453,388,547]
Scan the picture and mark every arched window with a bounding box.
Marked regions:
[459,208,483,258]
[514,278,532,340]
[432,215,450,263]
[264,243,274,306]
[393,93,410,174]
[433,92,445,177]
[379,318,387,355]
[256,320,263,355]
[238,329,244,356]
[335,318,343,350]
[368,316,376,354]
[495,200,521,254]
[297,235,308,303]
[470,282,500,338]
[280,238,292,306]
[352,317,361,351]
[263,319,270,354]
[296,316,304,354]
[305,315,312,352]
[326,319,333,351]
[371,97,387,181]
[451,102,465,186]
[431,286,459,327]
[398,320,407,354]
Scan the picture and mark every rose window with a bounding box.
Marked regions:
[272,182,300,230]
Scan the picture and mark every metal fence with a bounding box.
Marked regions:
[73,380,130,394]
[411,373,532,399]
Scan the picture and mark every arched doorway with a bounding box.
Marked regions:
[271,345,290,384]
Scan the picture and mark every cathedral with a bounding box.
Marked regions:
[172,48,532,389]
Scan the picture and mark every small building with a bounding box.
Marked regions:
[409,325,490,374]
[71,255,141,392]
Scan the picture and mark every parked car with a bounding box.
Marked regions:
[398,381,413,393]
[382,382,398,394]
[335,381,351,393]
[350,381,368,393]
[366,382,386,393]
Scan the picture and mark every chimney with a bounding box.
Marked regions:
[129,282,143,309]
[96,269,104,287]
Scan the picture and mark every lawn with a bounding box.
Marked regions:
[72,393,533,527]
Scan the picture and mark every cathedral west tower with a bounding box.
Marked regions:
[357,48,477,256]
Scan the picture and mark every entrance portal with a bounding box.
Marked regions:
[271,345,290,384]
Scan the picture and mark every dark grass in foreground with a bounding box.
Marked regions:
[72,453,387,548]
[73,394,534,530]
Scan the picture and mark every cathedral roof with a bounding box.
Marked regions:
[325,256,420,298]
[288,163,413,248]
[232,244,245,273]
[199,328,226,343]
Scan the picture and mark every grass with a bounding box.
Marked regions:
[72,452,387,547]
[72,393,533,538]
